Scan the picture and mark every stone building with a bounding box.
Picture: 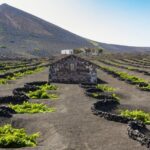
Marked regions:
[49,55,98,84]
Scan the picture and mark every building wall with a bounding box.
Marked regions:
[61,49,73,55]
[49,56,97,84]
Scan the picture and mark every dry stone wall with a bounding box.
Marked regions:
[49,55,97,84]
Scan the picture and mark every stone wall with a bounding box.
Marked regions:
[91,100,134,123]
[91,99,150,148]
[80,83,150,149]
[128,121,150,148]
[0,81,49,117]
[49,55,97,84]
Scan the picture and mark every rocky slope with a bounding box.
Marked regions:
[0,4,93,58]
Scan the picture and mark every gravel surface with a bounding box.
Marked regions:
[0,68,148,150]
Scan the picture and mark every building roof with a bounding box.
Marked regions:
[50,55,99,68]
[61,49,73,51]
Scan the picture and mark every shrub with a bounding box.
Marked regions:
[6,76,16,80]
[121,110,150,124]
[27,84,58,100]
[14,72,24,77]
[21,67,44,75]
[27,89,58,99]
[9,102,56,113]
[48,94,59,99]
[112,93,120,101]
[0,79,7,84]
[0,124,39,148]
[92,93,120,101]
[5,67,45,81]
[0,45,6,48]
[96,84,116,92]
[25,70,35,75]
[34,67,44,73]
[100,65,148,86]
[39,84,58,91]
[139,84,150,91]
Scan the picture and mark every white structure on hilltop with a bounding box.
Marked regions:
[61,49,74,55]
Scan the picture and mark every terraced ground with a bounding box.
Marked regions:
[96,59,150,82]
[0,59,50,85]
[0,55,150,150]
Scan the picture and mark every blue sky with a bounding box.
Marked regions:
[0,0,150,46]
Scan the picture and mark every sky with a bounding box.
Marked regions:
[0,0,150,46]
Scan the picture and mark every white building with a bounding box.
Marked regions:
[61,49,74,55]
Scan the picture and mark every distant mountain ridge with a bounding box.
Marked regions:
[0,3,150,58]
[98,42,150,53]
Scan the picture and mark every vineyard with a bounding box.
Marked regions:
[89,53,150,149]
[0,54,150,150]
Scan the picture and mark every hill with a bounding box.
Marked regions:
[0,4,93,58]
[0,3,150,58]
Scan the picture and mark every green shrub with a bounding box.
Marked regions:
[0,124,39,148]
[91,93,101,98]
[28,90,50,99]
[0,66,45,85]
[0,70,6,73]
[34,48,40,51]
[100,65,148,86]
[96,84,116,92]
[0,45,6,48]
[34,67,44,72]
[39,84,58,91]
[121,110,150,124]
[9,102,56,113]
[48,94,59,99]
[6,67,45,81]
[112,93,120,101]
[6,76,16,80]
[92,93,120,101]
[0,79,7,84]
[14,72,24,77]
[25,70,34,75]
[27,89,58,99]
[139,84,150,91]
[21,67,44,75]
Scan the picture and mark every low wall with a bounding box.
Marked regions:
[91,99,150,148]
[91,100,133,123]
[128,121,150,148]
[0,106,16,118]
[0,81,49,118]
[0,95,28,104]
